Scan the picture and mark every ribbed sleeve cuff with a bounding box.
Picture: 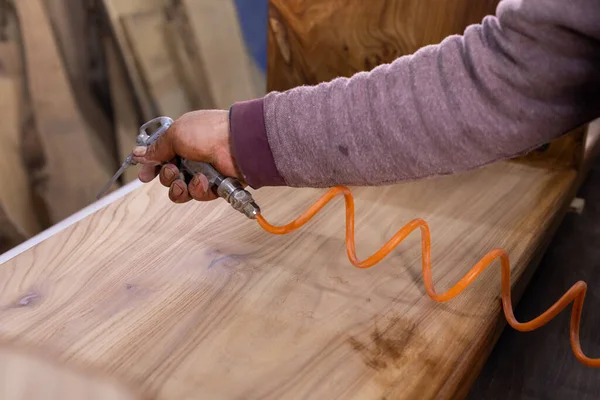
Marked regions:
[229,98,285,189]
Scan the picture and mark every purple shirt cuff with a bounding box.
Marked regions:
[229,98,286,189]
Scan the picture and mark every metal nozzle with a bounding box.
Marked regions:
[180,160,260,219]
[217,177,261,219]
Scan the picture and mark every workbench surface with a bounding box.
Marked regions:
[0,160,576,399]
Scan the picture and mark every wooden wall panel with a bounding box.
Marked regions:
[267,0,500,92]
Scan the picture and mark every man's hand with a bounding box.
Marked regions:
[132,110,241,203]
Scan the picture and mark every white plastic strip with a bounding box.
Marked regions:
[0,180,144,265]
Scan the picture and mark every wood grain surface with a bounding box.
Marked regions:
[14,0,113,224]
[122,9,192,119]
[0,160,576,399]
[182,0,262,108]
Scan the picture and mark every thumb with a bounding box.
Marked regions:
[133,127,177,164]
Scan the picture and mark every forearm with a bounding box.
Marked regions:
[230,0,600,189]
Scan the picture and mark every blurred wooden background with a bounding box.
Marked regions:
[0,0,266,253]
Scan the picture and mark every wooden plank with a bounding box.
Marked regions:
[0,8,27,127]
[0,0,19,41]
[164,5,211,110]
[43,0,118,166]
[104,38,140,184]
[181,0,262,109]
[14,0,113,224]
[0,160,578,399]
[0,38,50,230]
[0,40,43,247]
[42,0,87,84]
[0,41,25,122]
[0,75,41,253]
[121,9,192,118]
[0,180,143,266]
[0,41,21,77]
[101,0,166,120]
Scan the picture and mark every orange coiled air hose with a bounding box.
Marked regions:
[255,185,598,368]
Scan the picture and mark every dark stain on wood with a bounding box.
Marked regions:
[348,315,446,398]
[348,316,418,371]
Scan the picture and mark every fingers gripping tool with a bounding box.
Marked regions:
[97,116,261,219]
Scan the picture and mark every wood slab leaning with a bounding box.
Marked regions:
[0,68,41,252]
[181,0,262,109]
[14,0,114,224]
[104,38,140,185]
[122,9,192,119]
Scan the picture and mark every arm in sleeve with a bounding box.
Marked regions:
[229,0,600,189]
